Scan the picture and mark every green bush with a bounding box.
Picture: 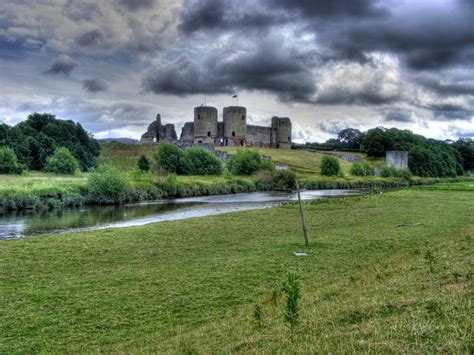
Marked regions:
[155,143,188,174]
[183,146,222,175]
[320,155,341,176]
[227,150,273,175]
[350,161,375,176]
[86,164,129,204]
[381,165,397,177]
[0,147,22,174]
[381,165,412,179]
[137,155,151,172]
[44,147,80,174]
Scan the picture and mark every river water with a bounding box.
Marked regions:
[0,189,367,240]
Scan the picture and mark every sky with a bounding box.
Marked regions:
[0,0,473,143]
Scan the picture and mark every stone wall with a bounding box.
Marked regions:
[386,150,408,169]
[180,122,194,144]
[246,125,274,147]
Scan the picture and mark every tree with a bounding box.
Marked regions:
[137,155,151,172]
[44,147,80,174]
[337,128,362,150]
[0,147,22,174]
[320,155,341,176]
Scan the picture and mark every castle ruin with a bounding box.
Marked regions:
[140,106,292,149]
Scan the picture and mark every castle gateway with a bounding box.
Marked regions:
[141,106,292,149]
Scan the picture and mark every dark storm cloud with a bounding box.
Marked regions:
[429,103,473,121]
[415,75,474,97]
[44,55,79,75]
[268,0,386,17]
[83,78,108,93]
[143,37,317,101]
[118,0,156,11]
[314,87,400,105]
[75,29,105,48]
[178,0,278,34]
[382,108,414,123]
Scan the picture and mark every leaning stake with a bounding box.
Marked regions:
[295,179,309,246]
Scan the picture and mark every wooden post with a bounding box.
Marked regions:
[295,179,309,246]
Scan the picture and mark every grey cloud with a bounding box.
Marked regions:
[143,36,317,102]
[179,0,278,34]
[75,29,105,48]
[429,103,473,121]
[382,108,414,123]
[83,78,108,92]
[118,0,156,11]
[455,130,474,138]
[44,54,79,75]
[415,74,474,97]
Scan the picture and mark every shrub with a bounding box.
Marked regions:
[137,155,151,172]
[184,147,222,175]
[381,165,412,179]
[272,170,297,191]
[227,150,273,175]
[44,147,80,174]
[86,164,129,204]
[350,161,375,176]
[155,143,188,174]
[320,155,341,176]
[0,147,22,174]
[381,165,397,177]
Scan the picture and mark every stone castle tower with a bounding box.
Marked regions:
[143,106,292,149]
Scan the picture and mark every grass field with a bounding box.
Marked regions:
[0,172,86,196]
[1,186,472,352]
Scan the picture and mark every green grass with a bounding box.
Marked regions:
[1,187,472,352]
[217,147,355,178]
[0,172,86,196]
[98,143,156,171]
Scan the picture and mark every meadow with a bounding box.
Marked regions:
[0,186,472,352]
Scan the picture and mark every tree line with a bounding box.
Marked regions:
[294,127,473,177]
[0,113,100,173]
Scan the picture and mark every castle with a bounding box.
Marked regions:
[141,106,292,149]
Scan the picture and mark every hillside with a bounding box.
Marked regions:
[98,143,365,178]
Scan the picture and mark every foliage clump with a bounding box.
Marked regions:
[320,155,342,176]
[226,149,273,175]
[0,147,23,174]
[183,146,222,175]
[137,155,151,172]
[86,164,129,204]
[381,165,412,179]
[45,147,80,174]
[350,161,375,176]
[155,144,222,175]
[0,113,100,172]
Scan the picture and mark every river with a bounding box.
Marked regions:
[0,189,368,239]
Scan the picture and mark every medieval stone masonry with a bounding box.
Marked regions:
[141,106,292,149]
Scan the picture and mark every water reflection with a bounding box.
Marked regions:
[0,189,367,239]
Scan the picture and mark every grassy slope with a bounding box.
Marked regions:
[98,143,362,178]
[1,187,472,352]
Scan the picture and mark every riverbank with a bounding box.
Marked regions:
[1,168,473,213]
[1,185,472,352]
